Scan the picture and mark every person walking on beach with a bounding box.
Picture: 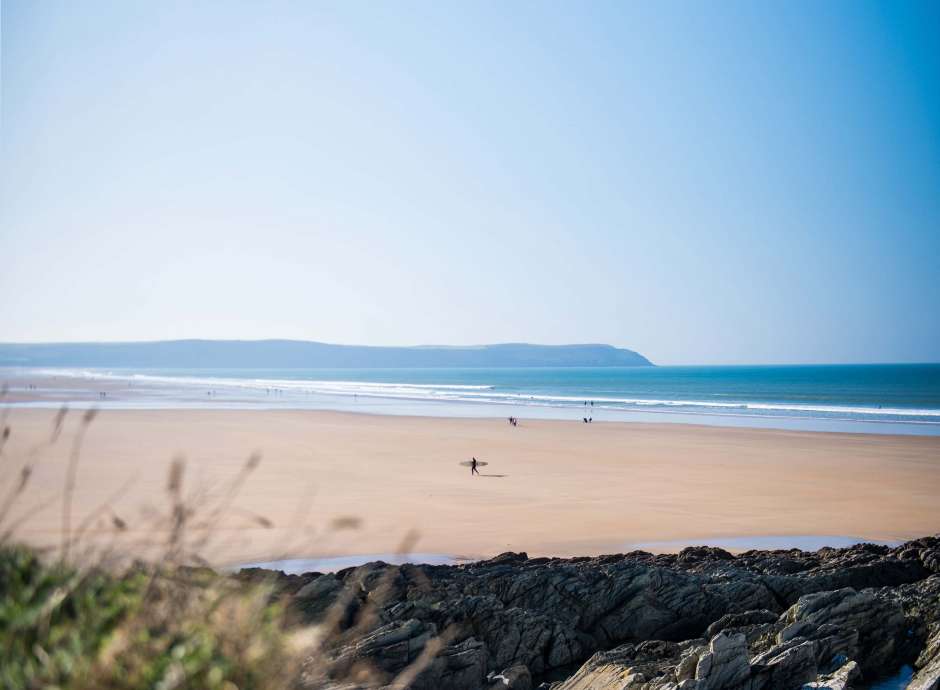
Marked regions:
[471,457,480,475]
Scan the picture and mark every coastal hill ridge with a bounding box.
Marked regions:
[0,340,653,368]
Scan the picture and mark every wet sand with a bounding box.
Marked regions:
[2,408,938,566]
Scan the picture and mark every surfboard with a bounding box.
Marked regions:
[458,460,489,467]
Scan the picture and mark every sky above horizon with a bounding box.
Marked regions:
[2,1,939,365]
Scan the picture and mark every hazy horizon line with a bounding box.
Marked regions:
[0,337,937,368]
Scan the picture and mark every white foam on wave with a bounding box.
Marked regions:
[37,369,493,393]
[24,368,940,422]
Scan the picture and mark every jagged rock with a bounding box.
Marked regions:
[900,575,940,690]
[420,637,488,690]
[899,536,940,575]
[248,534,940,690]
[487,664,532,689]
[555,631,823,690]
[340,618,434,670]
[295,572,344,618]
[553,641,689,689]
[749,638,818,688]
[676,647,701,682]
[329,622,487,690]
[678,547,735,566]
[705,610,779,639]
[802,660,861,689]
[694,632,750,689]
[778,588,904,673]
[911,628,940,690]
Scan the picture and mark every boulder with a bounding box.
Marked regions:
[802,660,861,690]
[778,588,905,673]
[694,632,750,689]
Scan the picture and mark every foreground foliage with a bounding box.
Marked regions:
[0,544,306,690]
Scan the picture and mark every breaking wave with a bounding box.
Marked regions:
[28,368,940,423]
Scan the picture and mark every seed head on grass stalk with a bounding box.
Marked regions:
[61,407,98,563]
[1,412,455,690]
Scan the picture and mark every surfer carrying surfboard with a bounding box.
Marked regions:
[459,458,488,474]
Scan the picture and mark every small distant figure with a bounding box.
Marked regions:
[471,457,480,475]
[588,417,593,423]
[583,417,588,423]
[507,416,518,426]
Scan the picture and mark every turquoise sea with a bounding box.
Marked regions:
[11,363,940,436]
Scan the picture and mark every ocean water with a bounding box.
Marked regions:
[7,363,940,436]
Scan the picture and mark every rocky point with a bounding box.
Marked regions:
[238,536,940,690]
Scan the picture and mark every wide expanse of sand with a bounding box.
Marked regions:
[2,408,939,566]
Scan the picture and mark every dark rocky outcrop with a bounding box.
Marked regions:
[245,535,940,689]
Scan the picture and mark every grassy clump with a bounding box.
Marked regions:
[0,406,316,689]
[0,543,145,688]
[0,543,307,690]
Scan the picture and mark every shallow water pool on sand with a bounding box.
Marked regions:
[235,536,902,574]
[234,552,458,574]
[629,535,902,552]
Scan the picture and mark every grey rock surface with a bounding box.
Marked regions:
[243,535,940,689]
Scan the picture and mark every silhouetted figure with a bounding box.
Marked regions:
[471,457,480,475]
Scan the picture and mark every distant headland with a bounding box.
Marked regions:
[0,340,653,368]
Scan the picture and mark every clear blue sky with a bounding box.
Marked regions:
[2,1,938,364]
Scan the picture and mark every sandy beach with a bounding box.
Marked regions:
[2,407,938,567]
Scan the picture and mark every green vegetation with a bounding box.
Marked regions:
[0,543,306,690]
[0,406,315,690]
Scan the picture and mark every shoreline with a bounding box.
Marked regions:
[3,366,940,437]
[7,396,940,444]
[3,407,938,566]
